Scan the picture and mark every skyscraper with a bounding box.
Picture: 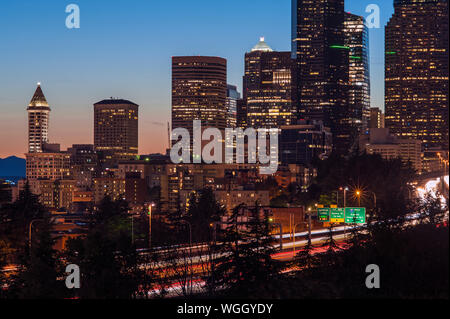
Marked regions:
[279,120,332,165]
[292,0,351,154]
[236,99,248,129]
[94,99,139,166]
[345,13,371,135]
[226,85,240,128]
[385,0,449,151]
[244,37,294,129]
[27,83,50,153]
[172,56,227,134]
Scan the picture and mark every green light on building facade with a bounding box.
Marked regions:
[350,56,361,60]
[386,51,397,55]
[330,45,350,50]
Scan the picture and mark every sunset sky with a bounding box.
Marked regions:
[0,0,393,158]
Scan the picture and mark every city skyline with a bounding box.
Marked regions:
[0,0,448,302]
[0,0,394,158]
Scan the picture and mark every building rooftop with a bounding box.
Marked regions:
[94,99,138,106]
[251,37,273,52]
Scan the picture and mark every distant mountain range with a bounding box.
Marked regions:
[0,156,26,180]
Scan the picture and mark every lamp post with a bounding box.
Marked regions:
[210,222,220,245]
[356,190,361,207]
[340,187,349,207]
[147,203,155,249]
[268,217,283,251]
[273,222,283,251]
[292,223,303,256]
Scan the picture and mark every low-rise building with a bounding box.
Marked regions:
[93,178,126,204]
[279,120,332,166]
[26,152,71,181]
[360,128,422,173]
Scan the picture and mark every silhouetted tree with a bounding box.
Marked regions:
[292,240,317,270]
[184,188,225,243]
[7,218,66,298]
[211,203,282,297]
[64,197,143,299]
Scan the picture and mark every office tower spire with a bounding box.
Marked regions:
[27,83,51,153]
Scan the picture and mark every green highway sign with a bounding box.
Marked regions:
[330,208,345,223]
[318,208,330,222]
[345,207,366,224]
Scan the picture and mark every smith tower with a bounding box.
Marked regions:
[292,0,351,154]
[385,0,449,150]
[27,83,51,153]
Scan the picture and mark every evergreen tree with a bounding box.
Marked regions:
[418,192,447,226]
[293,240,317,270]
[320,224,340,267]
[210,203,282,297]
[184,188,225,243]
[8,218,66,298]
[64,197,143,299]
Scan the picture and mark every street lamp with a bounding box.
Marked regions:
[147,203,156,249]
[339,187,349,207]
[356,190,361,207]
[268,218,283,251]
[210,222,220,245]
[292,223,303,256]
[180,220,192,248]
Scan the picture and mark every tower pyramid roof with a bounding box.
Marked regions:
[28,83,49,108]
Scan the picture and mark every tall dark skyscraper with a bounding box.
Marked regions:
[243,37,294,129]
[172,56,227,134]
[27,83,50,153]
[236,99,248,129]
[94,99,139,166]
[345,13,371,135]
[385,0,449,151]
[291,0,351,155]
[369,107,385,129]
